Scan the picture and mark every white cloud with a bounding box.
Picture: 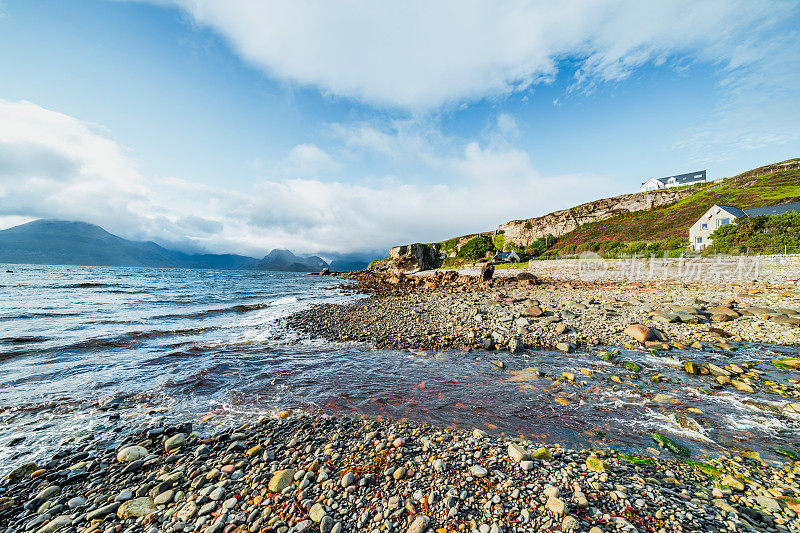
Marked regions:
[150,0,795,109]
[285,143,340,176]
[0,100,621,256]
[496,113,519,139]
[671,30,800,164]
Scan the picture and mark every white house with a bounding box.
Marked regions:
[641,170,706,192]
[688,202,800,251]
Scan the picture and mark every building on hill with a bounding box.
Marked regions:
[641,170,706,192]
[743,202,800,217]
[689,202,800,251]
[492,251,521,264]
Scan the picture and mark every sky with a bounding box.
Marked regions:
[0,0,798,260]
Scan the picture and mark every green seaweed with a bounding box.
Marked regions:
[624,361,641,373]
[775,448,800,461]
[621,453,653,465]
[651,432,691,457]
[684,460,724,477]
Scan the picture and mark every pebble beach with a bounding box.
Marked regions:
[3,260,800,533]
[4,413,800,533]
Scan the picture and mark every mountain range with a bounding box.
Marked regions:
[0,219,364,272]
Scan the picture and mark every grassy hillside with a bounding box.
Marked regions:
[372,158,800,269]
[552,159,800,252]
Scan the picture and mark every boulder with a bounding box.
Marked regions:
[709,306,740,318]
[523,305,544,317]
[5,463,37,480]
[268,469,296,492]
[117,497,156,519]
[385,244,441,274]
[586,456,607,473]
[407,515,430,533]
[508,443,531,463]
[624,324,655,343]
[117,446,148,463]
[532,447,552,460]
[164,433,185,452]
[36,515,72,533]
[480,262,494,281]
[783,403,800,420]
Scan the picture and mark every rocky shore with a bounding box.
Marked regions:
[289,270,800,353]
[4,412,800,533]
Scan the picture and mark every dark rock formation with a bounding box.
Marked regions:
[383,243,442,274]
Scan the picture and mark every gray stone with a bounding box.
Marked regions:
[470,465,488,478]
[116,445,148,462]
[164,433,186,452]
[117,497,156,519]
[407,515,431,533]
[508,443,531,463]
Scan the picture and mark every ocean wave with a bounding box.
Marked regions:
[53,282,115,289]
[151,302,272,320]
[270,296,299,305]
[0,336,49,344]
[0,311,83,321]
[2,326,220,357]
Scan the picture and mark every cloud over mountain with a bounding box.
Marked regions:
[0,99,618,256]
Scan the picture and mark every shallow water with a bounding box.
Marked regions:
[1,264,798,469]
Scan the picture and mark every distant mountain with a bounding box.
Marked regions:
[254,249,330,272]
[0,219,259,269]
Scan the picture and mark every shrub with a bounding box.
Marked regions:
[458,236,495,260]
[492,233,506,251]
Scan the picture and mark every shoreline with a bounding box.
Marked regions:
[290,270,799,352]
[4,411,799,533]
[3,266,800,532]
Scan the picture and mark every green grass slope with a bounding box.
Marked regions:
[552,159,800,251]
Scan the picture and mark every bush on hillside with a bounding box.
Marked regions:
[706,212,800,254]
[492,233,506,251]
[524,234,557,257]
[458,236,495,260]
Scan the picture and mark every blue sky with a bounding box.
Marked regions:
[0,0,798,258]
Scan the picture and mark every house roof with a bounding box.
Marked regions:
[714,205,747,218]
[641,170,706,187]
[743,202,800,217]
[494,251,517,258]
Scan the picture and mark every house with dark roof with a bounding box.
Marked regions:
[689,202,800,251]
[641,170,706,192]
[492,251,521,264]
[743,202,800,217]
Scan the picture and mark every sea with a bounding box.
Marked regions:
[1,264,798,470]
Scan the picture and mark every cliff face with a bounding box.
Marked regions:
[498,187,694,246]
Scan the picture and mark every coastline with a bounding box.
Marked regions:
[290,267,800,352]
[4,411,799,533]
[3,261,800,533]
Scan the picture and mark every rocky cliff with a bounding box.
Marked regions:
[497,187,694,246]
[370,243,443,274]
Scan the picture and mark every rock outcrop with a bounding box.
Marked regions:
[497,188,694,246]
[382,243,442,274]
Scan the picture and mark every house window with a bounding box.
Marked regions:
[701,223,708,229]
[717,218,730,228]
[696,237,703,243]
